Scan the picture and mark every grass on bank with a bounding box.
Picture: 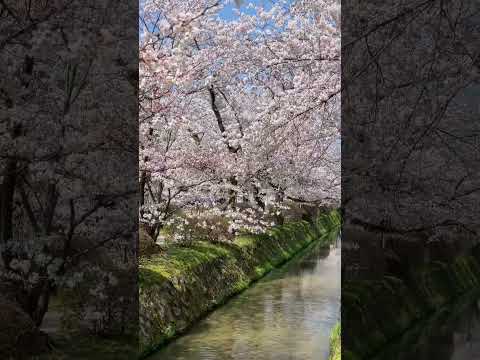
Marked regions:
[140,209,341,286]
[139,241,233,286]
[329,322,341,360]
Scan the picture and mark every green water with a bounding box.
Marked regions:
[149,241,341,360]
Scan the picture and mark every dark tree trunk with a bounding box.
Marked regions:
[252,184,265,211]
[228,176,238,209]
[139,170,147,208]
[274,186,285,224]
[29,279,51,327]
[209,86,241,209]
[44,183,58,235]
[0,159,17,268]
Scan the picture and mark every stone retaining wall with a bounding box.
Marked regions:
[343,244,480,360]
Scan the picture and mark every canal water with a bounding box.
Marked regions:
[373,293,480,360]
[150,240,341,360]
[449,298,480,360]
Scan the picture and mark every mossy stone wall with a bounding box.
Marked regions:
[343,244,480,360]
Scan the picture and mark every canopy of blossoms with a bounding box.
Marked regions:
[139,0,340,239]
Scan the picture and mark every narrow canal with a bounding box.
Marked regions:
[149,240,341,360]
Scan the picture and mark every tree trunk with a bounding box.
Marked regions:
[228,176,238,209]
[274,186,285,225]
[0,295,50,358]
[139,170,147,208]
[0,159,17,268]
[252,184,265,211]
[208,86,241,210]
[29,279,51,327]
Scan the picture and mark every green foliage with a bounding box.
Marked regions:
[315,209,341,243]
[329,322,341,360]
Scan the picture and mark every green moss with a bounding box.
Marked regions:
[329,322,341,360]
[232,278,250,292]
[140,242,232,283]
[344,252,480,360]
[139,267,168,287]
[255,263,274,277]
[235,235,257,248]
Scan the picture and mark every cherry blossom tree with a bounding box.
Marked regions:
[1,0,138,344]
[139,0,340,241]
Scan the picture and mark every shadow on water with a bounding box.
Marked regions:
[372,291,480,360]
[260,243,333,282]
[149,241,340,360]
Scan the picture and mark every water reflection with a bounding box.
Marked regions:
[451,299,480,359]
[373,293,480,360]
[149,242,340,360]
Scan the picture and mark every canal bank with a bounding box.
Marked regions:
[139,211,340,357]
[329,323,341,360]
[343,243,480,360]
[150,234,340,360]
[370,287,480,360]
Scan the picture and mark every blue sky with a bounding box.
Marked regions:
[139,1,263,38]
[218,0,296,21]
[140,0,296,39]
[218,0,272,21]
